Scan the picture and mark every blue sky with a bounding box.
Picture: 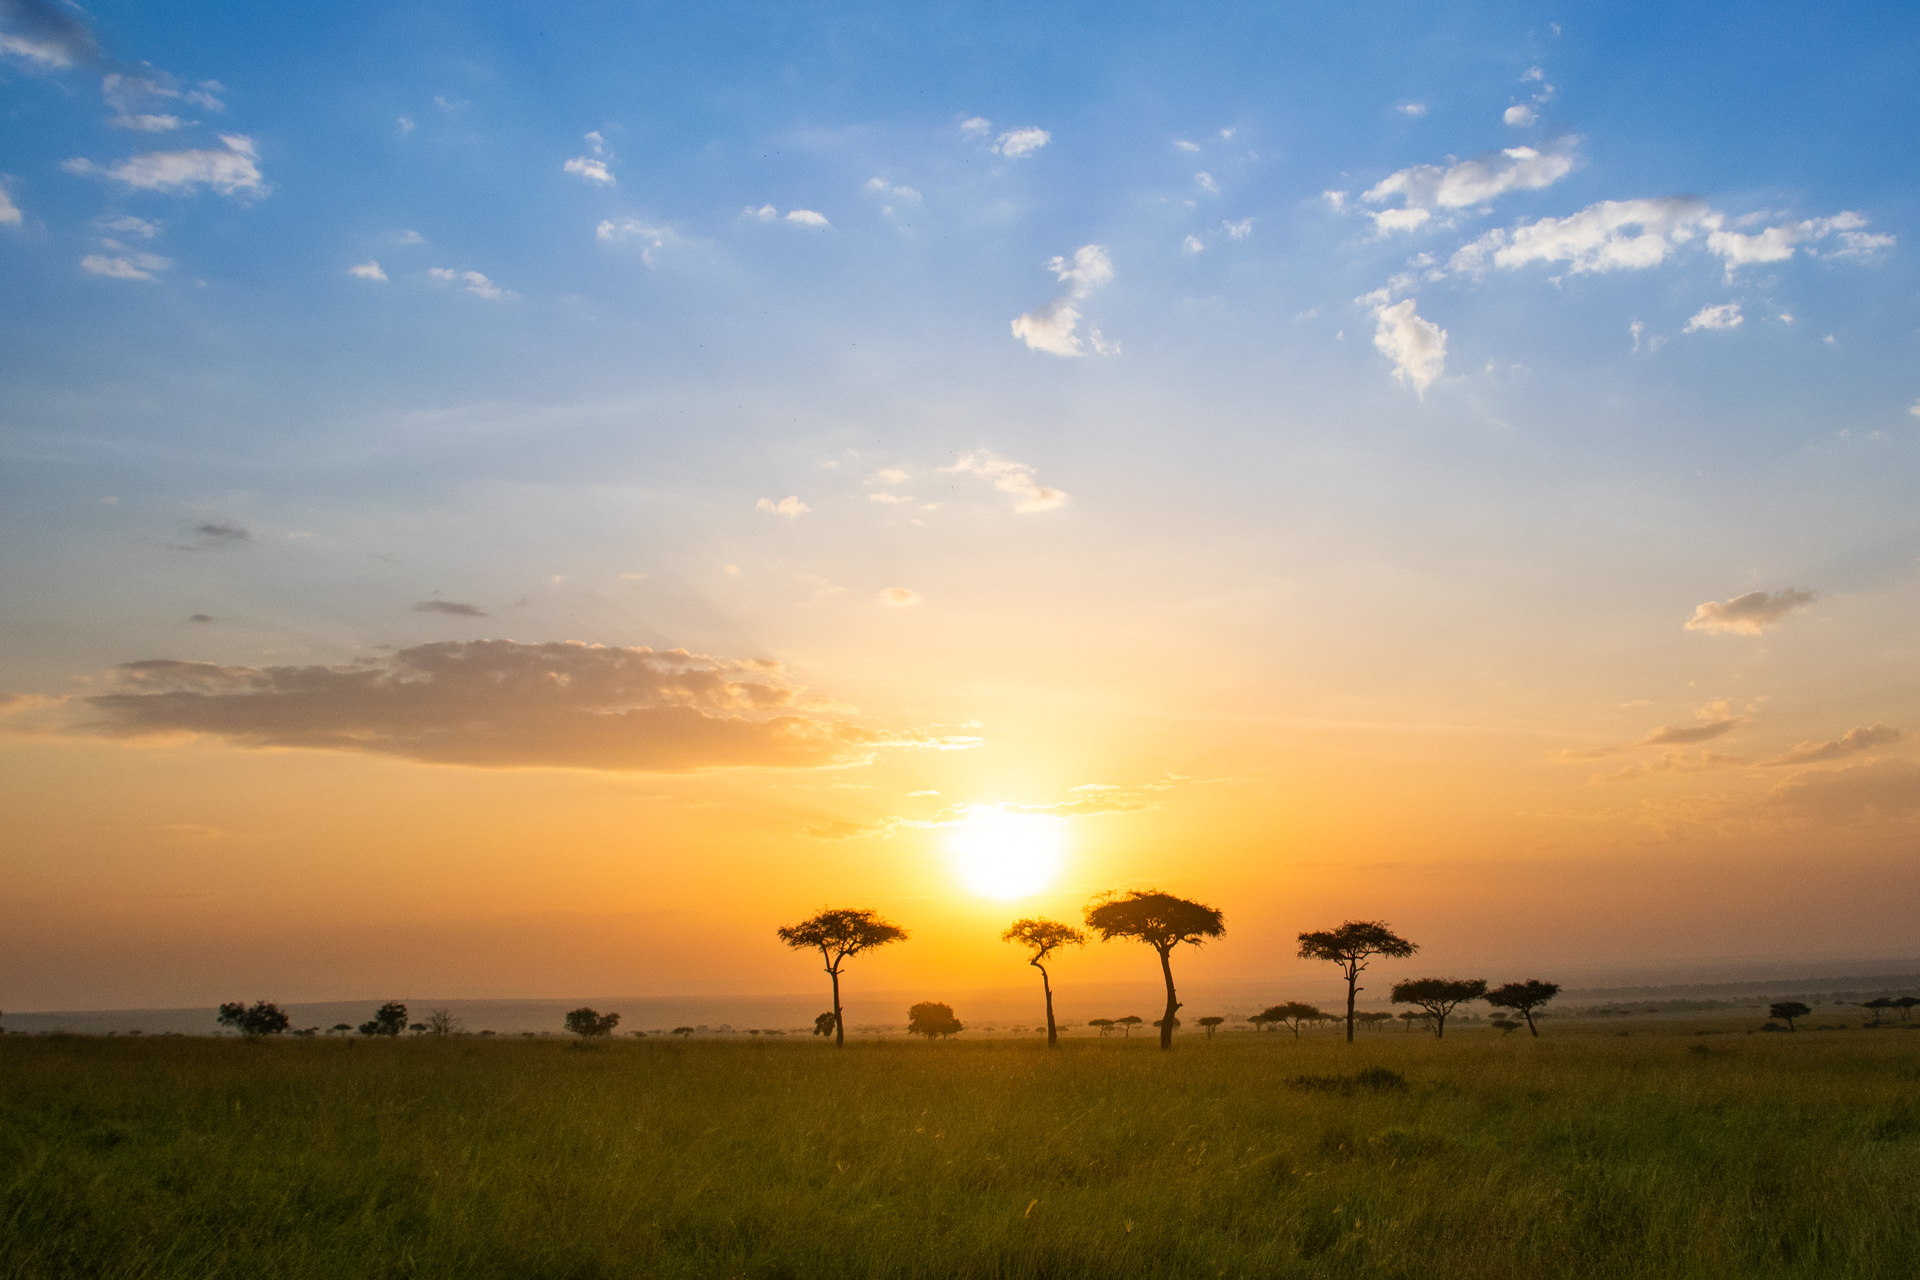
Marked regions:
[4,0,1920,1006]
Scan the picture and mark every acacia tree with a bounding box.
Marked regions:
[1769,1000,1811,1031]
[906,1001,962,1039]
[1895,996,1919,1021]
[1391,978,1488,1038]
[1089,1018,1116,1037]
[1297,921,1419,1042]
[358,1002,408,1037]
[1198,1016,1225,1040]
[1084,890,1226,1051]
[1485,980,1560,1037]
[564,1007,620,1038]
[216,1001,290,1038]
[1259,1001,1328,1040]
[776,908,908,1047]
[1002,917,1087,1049]
[1116,1015,1144,1038]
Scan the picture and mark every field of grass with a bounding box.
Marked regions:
[4,1023,1918,1279]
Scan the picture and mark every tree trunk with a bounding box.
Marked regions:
[1524,1008,1538,1037]
[1157,946,1179,1051]
[830,966,844,1048]
[1038,962,1058,1049]
[1344,965,1358,1043]
[1434,1011,1445,1039]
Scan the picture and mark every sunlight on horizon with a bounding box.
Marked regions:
[945,808,1068,901]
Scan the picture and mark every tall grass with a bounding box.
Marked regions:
[3,1027,1916,1278]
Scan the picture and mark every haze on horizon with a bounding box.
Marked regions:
[2,0,1917,1015]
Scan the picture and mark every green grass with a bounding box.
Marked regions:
[3,1025,1918,1279]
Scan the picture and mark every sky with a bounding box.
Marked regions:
[2,0,1918,1013]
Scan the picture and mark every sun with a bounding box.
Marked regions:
[945,808,1068,900]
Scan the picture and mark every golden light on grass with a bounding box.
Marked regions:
[944,807,1067,900]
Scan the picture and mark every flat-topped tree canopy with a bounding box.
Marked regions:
[1085,890,1224,1050]
[777,907,908,1047]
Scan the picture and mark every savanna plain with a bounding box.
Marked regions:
[5,1021,1918,1280]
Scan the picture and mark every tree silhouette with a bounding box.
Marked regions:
[1258,1002,1328,1040]
[216,1001,290,1038]
[1895,996,1919,1022]
[1396,1010,1428,1032]
[1198,1015,1225,1040]
[423,1007,464,1037]
[1116,1015,1143,1038]
[565,1007,620,1038]
[1391,978,1488,1038]
[329,1023,352,1036]
[1485,980,1560,1037]
[672,1026,695,1037]
[1084,889,1226,1050]
[1356,1011,1394,1031]
[357,1002,408,1037]
[812,1012,837,1037]
[776,908,908,1047]
[1769,1000,1811,1031]
[1490,1016,1523,1034]
[1002,917,1087,1049]
[906,1001,962,1039]
[1863,996,1894,1025]
[1298,921,1419,1042]
[1089,1017,1115,1037]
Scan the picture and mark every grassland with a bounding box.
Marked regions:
[3,1023,1917,1279]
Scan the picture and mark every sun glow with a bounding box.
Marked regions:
[945,808,1068,900]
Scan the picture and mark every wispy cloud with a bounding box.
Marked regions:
[81,251,171,280]
[1684,302,1742,332]
[0,0,102,68]
[1684,588,1814,635]
[756,496,810,517]
[942,451,1068,512]
[563,156,613,184]
[595,218,688,266]
[1010,244,1115,357]
[80,641,914,772]
[993,126,1050,158]
[0,185,20,227]
[1363,296,1447,396]
[1362,142,1577,233]
[878,587,923,607]
[1763,723,1900,767]
[171,521,251,550]
[348,260,388,282]
[414,600,486,617]
[785,209,829,227]
[428,267,514,300]
[64,135,263,196]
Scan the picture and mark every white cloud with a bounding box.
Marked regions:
[994,126,1050,158]
[1763,723,1901,767]
[879,587,923,607]
[428,267,513,300]
[0,186,19,227]
[1219,127,1235,139]
[397,115,414,133]
[1398,102,1428,116]
[1684,588,1814,635]
[1010,244,1115,357]
[1708,212,1864,273]
[1174,139,1200,152]
[1522,66,1545,81]
[596,219,687,266]
[100,215,159,238]
[583,130,606,155]
[942,451,1068,512]
[1503,104,1538,127]
[111,113,181,131]
[1370,207,1431,235]
[1684,302,1743,332]
[756,496,810,517]
[396,229,426,245]
[744,203,777,222]
[1910,399,1920,420]
[1322,190,1348,212]
[1196,171,1219,193]
[1182,234,1205,253]
[1829,230,1896,258]
[81,252,170,280]
[563,156,614,184]
[960,116,992,136]
[868,492,912,505]
[65,134,263,196]
[1363,143,1575,223]
[1448,196,1712,275]
[1222,217,1253,239]
[349,260,388,281]
[1367,297,1447,395]
[785,209,829,227]
[863,177,921,202]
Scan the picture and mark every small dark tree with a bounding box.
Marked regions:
[1397,1010,1427,1032]
[216,1001,291,1038]
[329,1023,352,1036]
[673,1026,696,1038]
[1895,996,1919,1022]
[1259,1002,1328,1040]
[812,1012,837,1037]
[1198,1015,1226,1040]
[565,1007,620,1038]
[1115,1015,1144,1038]
[423,1007,464,1037]
[1298,921,1419,1042]
[1089,1017,1116,1037]
[1248,1011,1274,1032]
[1002,917,1087,1049]
[1490,1016,1523,1034]
[1356,1011,1394,1031]
[1862,997,1895,1026]
[1084,889,1226,1051]
[776,908,909,1048]
[1391,978,1488,1038]
[1485,980,1561,1037]
[1769,1000,1811,1031]
[906,1001,963,1039]
[358,1002,408,1037]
